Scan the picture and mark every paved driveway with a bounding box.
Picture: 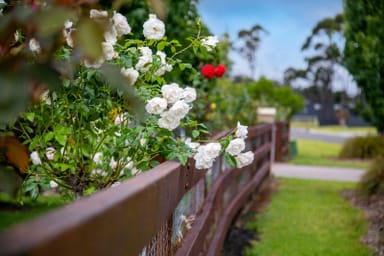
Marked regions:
[271,163,366,182]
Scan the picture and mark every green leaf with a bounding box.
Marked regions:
[179,63,186,71]
[225,153,237,168]
[157,41,166,51]
[25,112,35,122]
[177,154,188,165]
[55,134,67,146]
[192,130,200,138]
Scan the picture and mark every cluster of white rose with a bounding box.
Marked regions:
[145,83,196,131]
[191,122,254,170]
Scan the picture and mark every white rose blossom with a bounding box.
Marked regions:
[112,12,131,36]
[194,143,222,169]
[84,58,105,69]
[235,151,254,168]
[121,67,139,86]
[29,38,41,54]
[158,110,181,131]
[154,51,173,76]
[201,36,219,52]
[49,180,59,189]
[161,83,183,104]
[168,100,190,119]
[102,42,115,60]
[30,151,42,165]
[135,46,153,72]
[104,25,118,45]
[46,147,56,161]
[90,9,108,19]
[93,152,103,165]
[109,157,117,169]
[185,138,200,152]
[235,122,248,139]
[63,28,75,48]
[143,14,165,40]
[182,87,196,103]
[225,138,245,156]
[145,97,168,115]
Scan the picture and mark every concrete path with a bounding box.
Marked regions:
[290,128,359,144]
[271,163,366,182]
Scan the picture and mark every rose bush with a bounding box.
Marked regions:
[1,6,254,200]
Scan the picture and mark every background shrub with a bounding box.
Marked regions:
[358,156,384,195]
[338,136,384,160]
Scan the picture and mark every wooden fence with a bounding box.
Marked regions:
[274,121,290,162]
[0,122,283,256]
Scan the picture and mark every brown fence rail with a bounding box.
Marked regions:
[274,121,290,162]
[0,123,274,256]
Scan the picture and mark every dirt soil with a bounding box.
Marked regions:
[342,190,384,256]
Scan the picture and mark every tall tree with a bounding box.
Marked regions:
[284,14,344,125]
[236,24,267,79]
[343,0,384,133]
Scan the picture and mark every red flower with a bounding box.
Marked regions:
[201,64,215,79]
[215,64,226,77]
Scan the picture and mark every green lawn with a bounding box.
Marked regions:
[245,178,370,256]
[290,139,371,169]
[311,126,377,135]
[0,193,67,230]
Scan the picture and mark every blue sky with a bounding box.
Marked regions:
[197,0,345,85]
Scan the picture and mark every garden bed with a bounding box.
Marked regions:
[342,190,384,255]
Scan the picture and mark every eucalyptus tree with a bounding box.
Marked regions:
[284,14,344,124]
[236,24,267,79]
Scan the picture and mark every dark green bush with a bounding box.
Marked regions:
[338,136,384,160]
[358,156,384,195]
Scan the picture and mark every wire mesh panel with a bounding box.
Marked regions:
[142,217,173,256]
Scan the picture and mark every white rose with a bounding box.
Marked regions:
[135,46,153,72]
[30,151,42,165]
[194,151,214,169]
[104,25,118,45]
[120,67,139,86]
[154,51,173,76]
[161,83,183,103]
[109,157,117,169]
[225,138,245,156]
[93,152,103,165]
[201,36,219,51]
[90,9,108,19]
[158,110,181,131]
[145,97,168,114]
[46,147,56,161]
[182,87,196,103]
[84,58,105,69]
[64,20,73,29]
[235,151,254,168]
[29,38,41,54]
[185,138,200,152]
[63,28,75,48]
[111,182,121,188]
[143,14,165,40]
[112,12,131,36]
[202,143,222,160]
[102,42,115,60]
[49,180,58,189]
[168,100,190,119]
[235,122,248,139]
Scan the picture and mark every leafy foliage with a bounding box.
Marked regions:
[358,156,384,195]
[339,136,384,160]
[343,0,384,133]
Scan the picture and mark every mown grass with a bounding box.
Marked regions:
[311,125,377,134]
[245,178,370,256]
[290,139,371,169]
[0,193,67,230]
